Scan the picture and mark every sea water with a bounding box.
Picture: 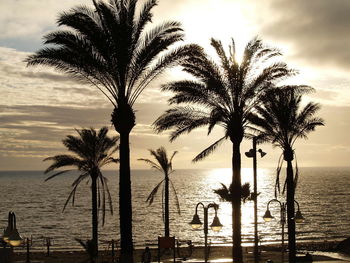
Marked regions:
[0,167,349,250]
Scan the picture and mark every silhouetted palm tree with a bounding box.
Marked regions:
[214,182,255,203]
[252,87,324,262]
[44,127,119,258]
[26,0,200,260]
[138,147,180,237]
[154,37,294,263]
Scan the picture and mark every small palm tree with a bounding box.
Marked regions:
[26,1,200,260]
[214,182,256,203]
[44,127,119,258]
[252,86,324,262]
[154,37,294,263]
[138,147,180,237]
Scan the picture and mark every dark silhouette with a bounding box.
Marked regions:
[336,237,350,255]
[138,147,180,237]
[214,182,255,203]
[154,37,294,263]
[76,238,97,263]
[253,87,324,262]
[26,0,200,261]
[141,246,152,263]
[44,127,119,258]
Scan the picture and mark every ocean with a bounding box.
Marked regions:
[0,167,349,250]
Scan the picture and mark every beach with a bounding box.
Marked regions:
[12,241,350,263]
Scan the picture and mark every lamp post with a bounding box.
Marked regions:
[263,199,304,263]
[245,137,266,263]
[3,212,23,247]
[189,202,223,263]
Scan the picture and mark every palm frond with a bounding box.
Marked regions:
[294,154,299,190]
[169,179,181,215]
[275,153,284,198]
[44,169,72,181]
[213,182,252,203]
[241,182,252,203]
[213,183,232,202]
[138,158,162,172]
[154,106,211,142]
[146,179,165,205]
[161,183,165,223]
[44,155,83,174]
[129,44,203,105]
[63,183,80,212]
[192,136,226,162]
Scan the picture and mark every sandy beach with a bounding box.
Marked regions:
[12,241,348,263]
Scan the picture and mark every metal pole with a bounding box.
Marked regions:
[281,203,286,263]
[26,237,30,263]
[252,137,259,263]
[46,238,50,257]
[112,239,115,262]
[204,207,208,263]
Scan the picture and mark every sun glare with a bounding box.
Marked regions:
[235,53,244,65]
[208,167,269,184]
[178,1,258,58]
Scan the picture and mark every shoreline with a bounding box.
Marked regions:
[12,240,349,263]
[14,238,346,252]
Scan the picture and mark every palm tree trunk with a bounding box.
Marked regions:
[286,159,296,263]
[119,131,134,262]
[91,176,98,259]
[164,174,170,237]
[232,142,243,263]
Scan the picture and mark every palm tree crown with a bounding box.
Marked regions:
[26,0,200,130]
[254,87,324,157]
[44,127,119,258]
[155,37,294,160]
[138,147,180,237]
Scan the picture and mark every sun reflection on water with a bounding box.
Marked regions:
[200,167,276,246]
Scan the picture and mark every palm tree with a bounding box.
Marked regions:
[138,147,180,237]
[44,127,119,259]
[26,0,200,260]
[154,37,294,263]
[214,182,255,203]
[252,87,324,262]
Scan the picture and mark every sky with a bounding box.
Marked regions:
[1,0,350,171]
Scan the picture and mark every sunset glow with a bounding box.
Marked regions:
[1,0,350,170]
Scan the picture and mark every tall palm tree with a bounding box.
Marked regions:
[252,87,324,262]
[138,147,180,237]
[26,0,200,260]
[44,127,119,259]
[154,37,294,263]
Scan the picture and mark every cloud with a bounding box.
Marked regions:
[0,105,112,159]
[260,0,350,72]
[0,0,88,51]
[1,0,350,169]
[0,47,109,107]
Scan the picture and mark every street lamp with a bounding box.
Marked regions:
[189,202,223,262]
[3,212,23,247]
[263,199,304,263]
[245,137,266,263]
